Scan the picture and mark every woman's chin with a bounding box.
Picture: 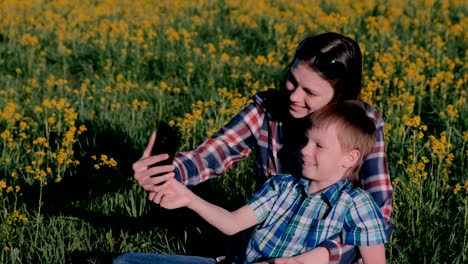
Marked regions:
[289,109,307,119]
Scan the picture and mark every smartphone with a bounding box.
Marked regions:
[149,120,180,175]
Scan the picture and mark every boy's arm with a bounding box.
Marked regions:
[156,178,258,235]
[188,194,258,235]
[359,244,386,264]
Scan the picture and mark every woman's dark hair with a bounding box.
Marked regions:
[285,32,363,101]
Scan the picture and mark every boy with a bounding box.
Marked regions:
[148,101,387,264]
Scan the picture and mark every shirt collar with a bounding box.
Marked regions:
[297,178,351,206]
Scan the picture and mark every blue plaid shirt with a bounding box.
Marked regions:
[173,90,393,263]
[245,175,387,263]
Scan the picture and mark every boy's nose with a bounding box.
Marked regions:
[301,144,315,156]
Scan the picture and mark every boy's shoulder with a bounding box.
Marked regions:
[340,184,378,207]
[265,174,301,190]
[269,173,298,184]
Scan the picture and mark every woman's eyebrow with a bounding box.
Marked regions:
[289,69,315,92]
[287,72,298,86]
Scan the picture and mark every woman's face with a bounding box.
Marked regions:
[285,62,335,119]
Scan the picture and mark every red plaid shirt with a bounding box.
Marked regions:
[173,90,393,264]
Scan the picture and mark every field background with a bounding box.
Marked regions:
[0,0,467,263]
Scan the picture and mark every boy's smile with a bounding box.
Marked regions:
[301,124,350,193]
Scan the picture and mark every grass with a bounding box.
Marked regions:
[0,0,467,263]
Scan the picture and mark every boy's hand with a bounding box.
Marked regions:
[149,178,193,209]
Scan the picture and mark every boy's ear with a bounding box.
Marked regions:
[343,149,360,168]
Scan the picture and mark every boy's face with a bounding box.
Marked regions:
[301,124,351,188]
[285,62,335,119]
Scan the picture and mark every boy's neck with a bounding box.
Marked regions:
[308,177,347,194]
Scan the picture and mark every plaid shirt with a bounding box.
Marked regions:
[173,90,393,263]
[245,175,388,263]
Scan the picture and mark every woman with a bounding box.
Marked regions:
[128,32,393,264]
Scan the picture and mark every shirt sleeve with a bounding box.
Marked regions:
[342,191,388,247]
[360,102,393,233]
[173,102,265,186]
[246,175,282,223]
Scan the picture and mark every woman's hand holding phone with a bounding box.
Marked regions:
[133,122,180,192]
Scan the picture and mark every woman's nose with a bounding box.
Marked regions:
[290,86,303,102]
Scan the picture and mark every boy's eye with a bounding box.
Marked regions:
[316,144,323,149]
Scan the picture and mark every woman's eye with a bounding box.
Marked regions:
[287,74,298,87]
[304,89,316,96]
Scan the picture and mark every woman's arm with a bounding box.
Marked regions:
[133,102,265,192]
[360,101,393,231]
[359,245,386,264]
[173,102,265,186]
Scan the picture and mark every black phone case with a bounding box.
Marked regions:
[149,121,180,174]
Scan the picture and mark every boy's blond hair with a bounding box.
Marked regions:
[309,101,376,184]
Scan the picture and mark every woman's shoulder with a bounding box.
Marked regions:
[357,100,385,128]
[253,89,290,121]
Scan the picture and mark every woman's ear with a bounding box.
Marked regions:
[342,149,360,168]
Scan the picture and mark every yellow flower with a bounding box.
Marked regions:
[33,137,47,145]
[445,104,459,120]
[79,125,87,133]
[255,55,267,64]
[48,116,56,125]
[20,33,39,46]
[44,98,56,108]
[116,73,124,82]
[0,180,6,189]
[159,81,169,91]
[402,115,421,128]
[34,106,43,113]
[453,183,462,194]
[221,53,230,62]
[131,99,139,110]
[1,130,11,140]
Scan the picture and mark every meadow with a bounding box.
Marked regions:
[0,0,467,263]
